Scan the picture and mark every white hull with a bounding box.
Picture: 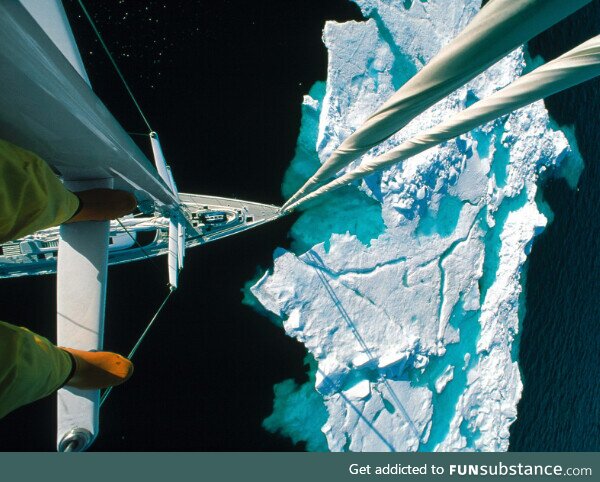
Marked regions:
[0,193,281,279]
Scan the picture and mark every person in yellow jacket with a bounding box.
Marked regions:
[0,138,136,419]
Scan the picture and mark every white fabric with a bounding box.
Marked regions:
[0,1,177,208]
[286,35,600,211]
[283,0,592,209]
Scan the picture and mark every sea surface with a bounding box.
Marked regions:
[0,0,597,451]
[509,1,600,451]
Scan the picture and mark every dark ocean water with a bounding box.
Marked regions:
[0,0,598,452]
[509,1,600,451]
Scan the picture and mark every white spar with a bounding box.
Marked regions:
[150,132,185,288]
[150,132,177,195]
[57,177,113,452]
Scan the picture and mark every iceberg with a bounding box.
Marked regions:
[248,0,581,451]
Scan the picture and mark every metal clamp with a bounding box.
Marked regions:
[58,428,94,452]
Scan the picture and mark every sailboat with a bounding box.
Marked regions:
[0,0,280,451]
[0,192,280,280]
[2,0,599,453]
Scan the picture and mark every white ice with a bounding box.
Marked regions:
[251,0,579,451]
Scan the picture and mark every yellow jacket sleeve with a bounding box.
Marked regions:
[0,321,73,419]
[0,139,80,243]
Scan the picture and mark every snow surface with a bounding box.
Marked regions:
[248,0,581,451]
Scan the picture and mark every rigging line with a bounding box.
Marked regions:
[116,218,150,259]
[127,132,151,137]
[77,0,153,132]
[115,218,163,277]
[128,289,174,360]
[100,288,175,407]
[117,212,188,279]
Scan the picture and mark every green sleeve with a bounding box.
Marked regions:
[0,321,73,419]
[0,139,79,243]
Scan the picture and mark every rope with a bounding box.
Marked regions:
[115,218,167,280]
[77,0,153,132]
[116,218,159,268]
[100,289,175,407]
[117,214,186,277]
[99,218,176,407]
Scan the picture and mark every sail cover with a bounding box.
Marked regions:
[0,1,177,208]
[283,0,593,210]
[285,34,600,211]
[19,0,90,85]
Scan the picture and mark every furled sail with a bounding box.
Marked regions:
[0,1,177,208]
[0,0,176,452]
[282,0,593,210]
[19,0,90,85]
[284,35,600,211]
